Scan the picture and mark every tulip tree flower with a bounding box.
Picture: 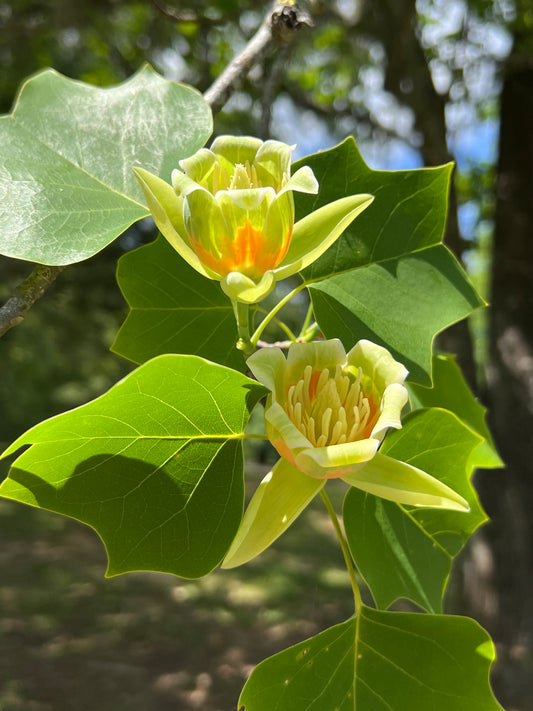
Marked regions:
[133,136,373,304]
[222,339,469,568]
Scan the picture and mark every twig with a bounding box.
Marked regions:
[0,265,65,337]
[204,1,313,112]
[149,0,234,27]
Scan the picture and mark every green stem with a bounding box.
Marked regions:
[255,307,298,342]
[232,300,255,356]
[297,302,314,340]
[251,282,306,347]
[320,488,363,613]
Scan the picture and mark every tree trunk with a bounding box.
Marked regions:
[470,18,533,709]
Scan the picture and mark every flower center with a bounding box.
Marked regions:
[285,364,379,447]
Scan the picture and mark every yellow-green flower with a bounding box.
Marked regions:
[134,136,373,303]
[222,339,469,568]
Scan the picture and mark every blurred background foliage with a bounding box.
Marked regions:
[1,1,532,709]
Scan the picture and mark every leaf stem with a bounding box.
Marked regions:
[297,302,314,340]
[250,282,306,347]
[320,488,363,613]
[255,306,298,342]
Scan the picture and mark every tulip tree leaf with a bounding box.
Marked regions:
[112,236,244,371]
[408,353,503,469]
[0,355,265,578]
[344,408,487,613]
[239,606,503,711]
[295,137,453,282]
[0,65,212,265]
[309,244,484,386]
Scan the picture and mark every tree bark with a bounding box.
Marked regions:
[481,31,533,652]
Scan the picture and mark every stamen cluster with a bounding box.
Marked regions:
[286,364,378,448]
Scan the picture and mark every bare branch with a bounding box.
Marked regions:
[149,0,233,27]
[204,1,313,113]
[0,264,65,338]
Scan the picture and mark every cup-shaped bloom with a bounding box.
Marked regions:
[222,339,469,568]
[133,136,373,303]
[248,338,410,479]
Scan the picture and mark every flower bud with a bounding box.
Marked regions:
[134,136,374,303]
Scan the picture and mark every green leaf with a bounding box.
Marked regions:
[112,236,244,371]
[309,244,484,385]
[0,355,265,578]
[408,353,503,468]
[239,606,503,711]
[344,409,487,613]
[0,65,212,265]
[295,137,453,282]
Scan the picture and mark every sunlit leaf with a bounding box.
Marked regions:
[240,606,503,711]
[0,65,212,264]
[0,355,265,578]
[408,353,503,468]
[344,409,486,612]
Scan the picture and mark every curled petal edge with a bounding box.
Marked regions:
[343,452,470,511]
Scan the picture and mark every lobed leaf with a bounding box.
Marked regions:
[344,408,486,613]
[408,353,503,468]
[112,236,244,371]
[0,65,212,264]
[309,245,484,385]
[240,606,503,711]
[0,355,265,578]
[294,137,453,282]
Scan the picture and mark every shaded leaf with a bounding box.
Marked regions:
[0,355,265,578]
[294,137,453,282]
[0,65,212,264]
[309,245,484,385]
[240,606,502,711]
[344,409,486,612]
[408,353,503,468]
[112,236,244,371]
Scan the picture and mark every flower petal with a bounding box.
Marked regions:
[221,458,325,568]
[211,135,262,170]
[285,339,347,387]
[343,452,470,511]
[347,339,409,395]
[247,348,287,396]
[253,139,293,188]
[295,438,380,479]
[265,400,312,465]
[370,382,409,439]
[133,167,216,279]
[220,270,276,304]
[279,165,319,195]
[178,148,217,186]
[274,194,374,280]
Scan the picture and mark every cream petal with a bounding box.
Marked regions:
[265,401,312,453]
[278,166,319,195]
[370,382,409,439]
[343,452,470,511]
[216,187,275,211]
[133,167,217,279]
[171,168,208,197]
[347,339,409,394]
[220,270,276,304]
[274,194,374,280]
[284,339,347,388]
[221,458,325,568]
[247,348,287,397]
[295,438,380,479]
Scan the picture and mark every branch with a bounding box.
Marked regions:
[204,1,313,112]
[0,264,65,338]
